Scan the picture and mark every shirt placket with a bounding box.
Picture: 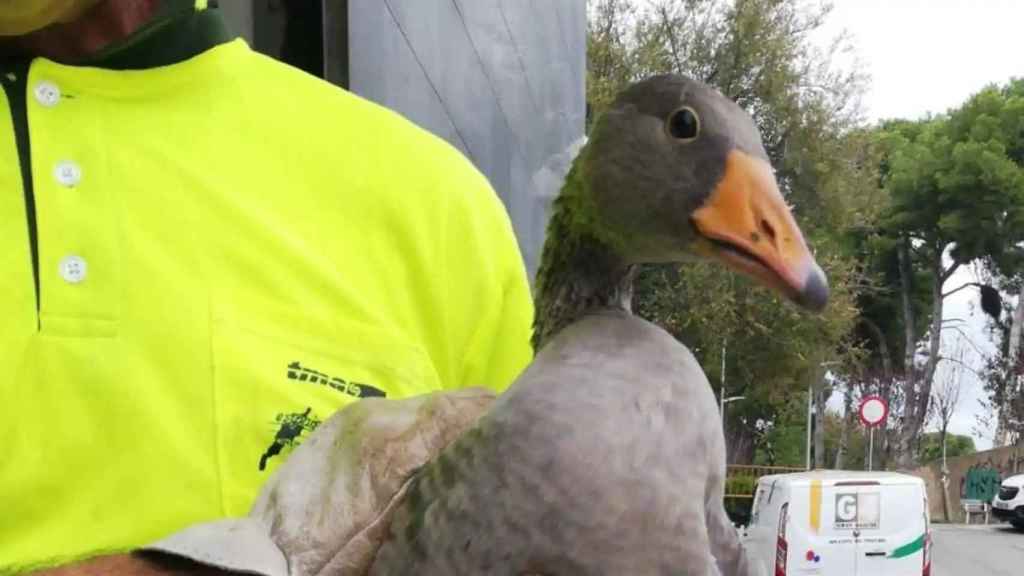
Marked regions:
[28,64,120,337]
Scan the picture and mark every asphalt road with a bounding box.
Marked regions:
[932,523,1024,576]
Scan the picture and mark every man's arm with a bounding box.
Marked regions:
[29,552,230,576]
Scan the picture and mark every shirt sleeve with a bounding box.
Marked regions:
[441,161,534,393]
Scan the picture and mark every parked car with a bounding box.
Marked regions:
[744,470,930,576]
[991,473,1024,530]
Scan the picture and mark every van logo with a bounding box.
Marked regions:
[287,361,386,398]
[834,492,880,530]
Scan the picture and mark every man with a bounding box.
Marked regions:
[0,1,534,573]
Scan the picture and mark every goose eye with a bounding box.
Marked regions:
[667,107,700,141]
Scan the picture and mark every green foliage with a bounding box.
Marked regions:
[879,115,1024,267]
[760,406,872,470]
[586,0,638,125]
[872,81,1024,305]
[754,400,813,467]
[965,80,1024,446]
[824,411,867,470]
[948,81,1024,278]
[918,433,977,464]
[847,226,932,372]
[724,475,758,496]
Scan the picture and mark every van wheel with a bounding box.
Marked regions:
[1012,520,1024,531]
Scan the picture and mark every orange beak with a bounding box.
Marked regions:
[691,150,829,311]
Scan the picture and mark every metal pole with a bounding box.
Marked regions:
[720,338,727,460]
[720,339,727,414]
[806,382,813,470]
[869,428,874,471]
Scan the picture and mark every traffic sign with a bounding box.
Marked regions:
[858,395,888,428]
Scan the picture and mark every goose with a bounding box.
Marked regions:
[150,74,827,576]
[367,73,827,576]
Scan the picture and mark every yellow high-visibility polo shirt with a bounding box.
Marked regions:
[0,6,533,572]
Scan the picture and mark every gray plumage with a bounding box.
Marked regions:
[370,312,753,576]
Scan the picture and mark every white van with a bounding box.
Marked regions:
[743,471,930,576]
[992,473,1024,530]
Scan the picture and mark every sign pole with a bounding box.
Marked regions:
[868,428,874,471]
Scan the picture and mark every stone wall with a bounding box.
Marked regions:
[910,444,1024,521]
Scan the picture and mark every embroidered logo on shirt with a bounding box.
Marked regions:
[287,361,386,398]
[258,407,321,471]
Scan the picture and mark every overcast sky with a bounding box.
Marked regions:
[819,0,1024,450]
[823,0,1024,122]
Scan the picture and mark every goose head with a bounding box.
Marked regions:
[577,74,828,311]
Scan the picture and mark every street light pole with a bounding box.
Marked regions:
[720,393,745,416]
[720,338,727,460]
[806,381,812,470]
[721,394,745,462]
[719,338,727,419]
[807,360,841,471]
[719,340,745,461]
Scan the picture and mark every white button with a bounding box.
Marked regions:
[59,255,87,284]
[34,81,61,107]
[54,161,82,187]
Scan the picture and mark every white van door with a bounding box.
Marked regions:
[856,479,929,573]
[835,483,925,576]
[783,482,859,575]
[808,482,859,574]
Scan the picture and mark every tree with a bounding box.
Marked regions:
[927,340,970,521]
[825,409,869,470]
[586,0,638,126]
[957,79,1024,445]
[834,377,858,470]
[917,433,976,464]
[846,217,935,469]
[981,345,1024,447]
[928,342,969,470]
[875,102,1024,467]
[994,291,1024,445]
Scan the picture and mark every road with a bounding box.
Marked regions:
[932,523,1024,576]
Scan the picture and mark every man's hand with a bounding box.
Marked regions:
[30,552,231,576]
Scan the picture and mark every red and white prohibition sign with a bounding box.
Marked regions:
[858,395,888,428]
[858,395,888,470]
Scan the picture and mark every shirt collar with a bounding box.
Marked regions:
[74,0,234,70]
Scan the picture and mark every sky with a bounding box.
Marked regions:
[818,0,1024,450]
